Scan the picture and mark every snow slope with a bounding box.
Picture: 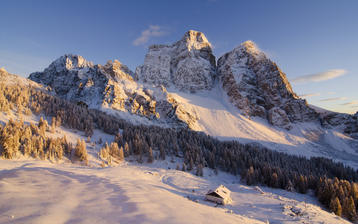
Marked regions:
[0,159,350,224]
[166,86,358,168]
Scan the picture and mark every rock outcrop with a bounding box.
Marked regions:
[29,54,198,128]
[217,41,318,129]
[320,111,358,139]
[135,30,216,92]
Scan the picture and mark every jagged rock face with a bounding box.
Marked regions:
[217,41,318,129]
[29,55,157,116]
[28,54,198,128]
[320,111,358,139]
[135,30,216,92]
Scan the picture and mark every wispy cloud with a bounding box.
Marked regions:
[291,69,347,84]
[133,25,168,46]
[320,97,347,102]
[341,100,358,106]
[299,93,320,98]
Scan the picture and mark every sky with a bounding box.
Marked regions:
[0,0,357,114]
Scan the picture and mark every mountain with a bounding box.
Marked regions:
[2,31,358,224]
[28,30,358,168]
[135,30,216,92]
[217,41,318,129]
[29,54,197,128]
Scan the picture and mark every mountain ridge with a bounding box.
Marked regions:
[27,30,357,141]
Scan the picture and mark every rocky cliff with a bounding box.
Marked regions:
[135,30,216,92]
[319,110,358,139]
[29,54,197,128]
[217,41,318,129]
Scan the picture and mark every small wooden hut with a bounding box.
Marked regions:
[205,185,232,205]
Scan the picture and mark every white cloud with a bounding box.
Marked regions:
[133,25,168,46]
[291,69,347,84]
[320,97,347,102]
[341,100,358,106]
[299,93,320,98]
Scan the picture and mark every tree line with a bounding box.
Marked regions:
[0,118,88,163]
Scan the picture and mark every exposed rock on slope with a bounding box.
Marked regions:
[217,41,318,129]
[319,110,358,139]
[30,55,135,109]
[135,30,216,92]
[29,54,197,128]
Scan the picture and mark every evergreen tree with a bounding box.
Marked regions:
[343,196,357,221]
[147,147,153,163]
[329,197,342,216]
[74,139,88,162]
[119,146,124,161]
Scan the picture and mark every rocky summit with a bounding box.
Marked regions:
[135,30,216,92]
[217,41,318,129]
[29,54,198,128]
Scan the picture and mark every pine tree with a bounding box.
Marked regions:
[182,163,187,171]
[159,145,165,160]
[147,147,153,163]
[343,196,357,221]
[329,197,342,216]
[124,142,130,157]
[119,146,124,160]
[51,117,56,133]
[74,139,88,162]
[188,157,194,171]
[270,172,279,188]
[196,164,203,176]
[38,117,48,136]
[109,142,120,159]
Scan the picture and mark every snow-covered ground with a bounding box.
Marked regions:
[0,104,353,224]
[166,86,358,168]
[0,158,351,224]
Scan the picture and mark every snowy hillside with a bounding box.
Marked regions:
[0,159,351,224]
[164,85,358,169]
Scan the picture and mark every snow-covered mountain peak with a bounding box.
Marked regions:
[178,30,212,51]
[102,59,134,82]
[218,41,317,129]
[50,54,94,72]
[135,30,216,92]
[236,40,265,59]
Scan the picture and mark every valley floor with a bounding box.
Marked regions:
[0,159,351,224]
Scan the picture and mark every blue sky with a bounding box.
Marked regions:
[1,0,357,114]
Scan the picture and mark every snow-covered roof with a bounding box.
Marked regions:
[206,185,231,199]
